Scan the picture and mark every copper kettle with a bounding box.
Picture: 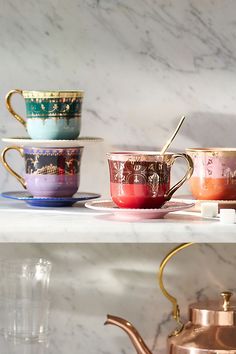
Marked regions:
[105,243,236,354]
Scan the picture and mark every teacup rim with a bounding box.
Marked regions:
[107,151,175,156]
[22,90,84,98]
[23,146,84,150]
[186,147,236,153]
[107,151,179,161]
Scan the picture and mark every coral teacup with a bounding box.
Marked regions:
[187,148,236,200]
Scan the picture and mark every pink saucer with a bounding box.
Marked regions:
[172,195,236,212]
[85,200,195,220]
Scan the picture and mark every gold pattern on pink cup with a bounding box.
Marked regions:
[186,148,236,200]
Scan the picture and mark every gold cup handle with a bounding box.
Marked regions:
[1,146,26,189]
[164,153,194,200]
[5,89,26,127]
[158,243,194,336]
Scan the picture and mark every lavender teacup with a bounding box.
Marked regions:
[1,146,83,197]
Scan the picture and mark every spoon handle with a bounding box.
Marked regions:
[160,116,186,155]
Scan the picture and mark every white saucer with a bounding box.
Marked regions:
[85,199,195,220]
[172,195,236,212]
[2,136,104,147]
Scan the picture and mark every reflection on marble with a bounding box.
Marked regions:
[1,0,236,197]
[0,244,234,353]
[1,198,236,243]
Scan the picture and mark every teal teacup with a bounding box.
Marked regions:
[6,90,84,140]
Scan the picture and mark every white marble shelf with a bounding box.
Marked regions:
[0,199,236,243]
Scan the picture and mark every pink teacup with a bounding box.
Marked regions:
[186,148,236,200]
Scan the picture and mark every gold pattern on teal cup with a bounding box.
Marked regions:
[5,90,84,140]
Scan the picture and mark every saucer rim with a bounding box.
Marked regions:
[1,191,101,202]
[85,199,194,213]
[2,137,104,147]
[172,195,236,204]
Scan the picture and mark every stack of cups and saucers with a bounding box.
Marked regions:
[1,89,102,207]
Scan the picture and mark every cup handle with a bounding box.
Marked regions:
[5,89,27,127]
[1,146,26,189]
[164,153,194,200]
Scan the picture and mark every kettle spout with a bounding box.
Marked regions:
[105,314,152,354]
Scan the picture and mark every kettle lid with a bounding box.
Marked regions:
[189,291,236,326]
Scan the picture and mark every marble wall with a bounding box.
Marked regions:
[0,2,236,354]
[0,244,235,354]
[1,0,236,196]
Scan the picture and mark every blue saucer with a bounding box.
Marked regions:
[1,191,101,207]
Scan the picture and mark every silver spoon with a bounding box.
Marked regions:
[160,116,186,155]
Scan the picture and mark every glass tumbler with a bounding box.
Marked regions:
[0,258,52,343]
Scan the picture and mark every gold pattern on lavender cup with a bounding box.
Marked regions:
[1,145,83,197]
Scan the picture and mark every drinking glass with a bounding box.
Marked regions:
[0,335,49,354]
[0,258,52,343]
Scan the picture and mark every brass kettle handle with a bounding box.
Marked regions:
[158,243,194,336]
[164,154,194,200]
[5,89,27,127]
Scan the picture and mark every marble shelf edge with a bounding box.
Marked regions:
[0,200,235,243]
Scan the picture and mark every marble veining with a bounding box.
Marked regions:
[0,2,236,353]
[0,198,236,243]
[1,0,236,197]
[0,244,234,354]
